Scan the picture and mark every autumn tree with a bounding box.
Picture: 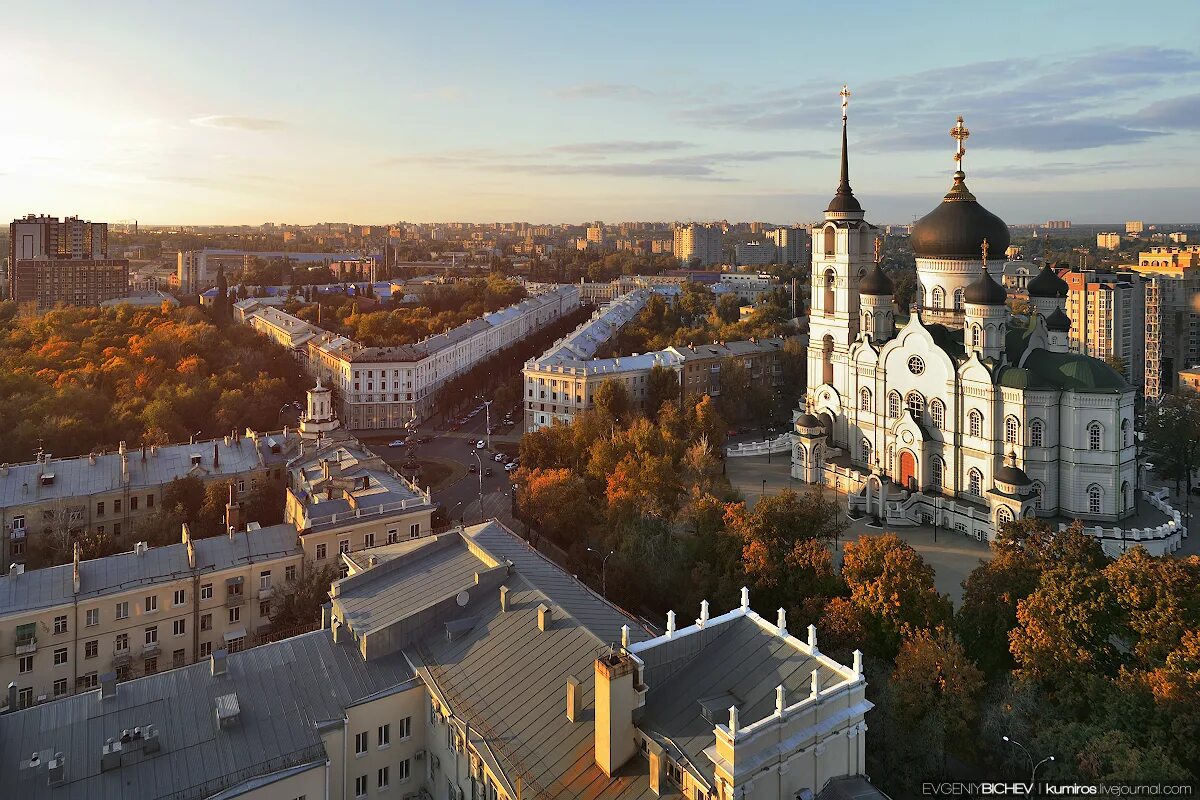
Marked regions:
[593,378,631,422]
[643,364,680,420]
[890,627,985,762]
[516,468,597,547]
[269,563,337,633]
[1143,390,1200,493]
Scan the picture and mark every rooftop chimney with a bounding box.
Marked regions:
[225,485,242,535]
[499,585,509,612]
[6,682,15,712]
[72,543,81,594]
[594,648,638,777]
[210,649,228,676]
[47,752,66,786]
[8,563,22,576]
[213,442,219,469]
[537,603,551,631]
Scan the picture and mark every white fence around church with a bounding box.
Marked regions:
[726,434,793,457]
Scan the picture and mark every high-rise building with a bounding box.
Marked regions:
[1131,246,1200,396]
[1126,220,1145,235]
[1045,219,1072,229]
[764,226,805,263]
[673,222,724,266]
[1063,268,1146,385]
[586,221,606,248]
[734,241,776,266]
[1169,231,1189,244]
[8,215,128,308]
[1097,232,1121,250]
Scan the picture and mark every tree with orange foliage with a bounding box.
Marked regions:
[516,467,596,547]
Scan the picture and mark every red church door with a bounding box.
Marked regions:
[899,451,917,492]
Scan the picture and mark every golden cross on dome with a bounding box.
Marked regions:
[981,238,989,268]
[874,236,883,264]
[840,85,850,121]
[951,115,970,165]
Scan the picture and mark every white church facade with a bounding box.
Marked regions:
[791,98,1185,556]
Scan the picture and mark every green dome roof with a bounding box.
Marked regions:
[1019,349,1127,391]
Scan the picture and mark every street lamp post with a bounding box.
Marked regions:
[483,400,492,451]
[587,547,615,598]
[1002,736,1054,799]
[761,479,767,498]
[471,450,483,522]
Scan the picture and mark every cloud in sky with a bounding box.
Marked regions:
[546,140,692,155]
[189,115,285,131]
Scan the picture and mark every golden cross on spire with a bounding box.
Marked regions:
[981,238,989,268]
[951,115,970,165]
[874,236,883,264]
[840,85,850,121]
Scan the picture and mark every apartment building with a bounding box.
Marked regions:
[733,241,776,267]
[0,523,303,709]
[1126,220,1145,235]
[764,225,806,263]
[284,441,435,568]
[247,286,580,428]
[674,222,724,266]
[718,271,780,303]
[0,431,301,571]
[8,215,128,307]
[1097,232,1121,250]
[176,250,250,295]
[666,338,789,402]
[523,296,789,430]
[1131,247,1200,393]
[0,520,880,800]
[1063,268,1146,385]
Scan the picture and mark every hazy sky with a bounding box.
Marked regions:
[3,0,1199,225]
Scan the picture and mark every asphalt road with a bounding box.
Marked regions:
[358,399,524,527]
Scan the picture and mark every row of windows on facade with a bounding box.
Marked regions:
[857,388,1128,448]
[312,524,423,561]
[14,567,292,644]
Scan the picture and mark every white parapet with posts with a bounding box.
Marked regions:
[726,434,793,457]
[1060,487,1187,557]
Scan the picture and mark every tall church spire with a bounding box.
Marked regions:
[826,85,863,215]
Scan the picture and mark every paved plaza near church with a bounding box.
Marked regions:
[726,453,991,605]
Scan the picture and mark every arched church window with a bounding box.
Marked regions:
[823,226,836,256]
[822,335,835,385]
[968,468,982,496]
[931,287,945,309]
[1030,481,1044,510]
[906,391,925,417]
[823,270,836,316]
[930,399,945,430]
[887,391,901,418]
[968,410,983,438]
[971,326,981,347]
[1029,419,1044,448]
[1121,419,1130,447]
[864,311,872,329]
[796,447,805,465]
[1088,422,1102,451]
[931,456,944,488]
[996,506,1013,525]
[861,438,872,466]
[1088,484,1102,514]
[1121,481,1130,510]
[860,388,871,411]
[953,288,964,310]
[1004,416,1019,445]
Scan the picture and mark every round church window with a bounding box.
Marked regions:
[908,356,925,375]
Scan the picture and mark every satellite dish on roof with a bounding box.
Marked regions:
[456,591,470,607]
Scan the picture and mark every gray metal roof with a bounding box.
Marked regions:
[0,525,300,615]
[413,575,664,800]
[0,432,298,509]
[465,521,652,646]
[0,630,416,800]
[335,533,492,635]
[637,616,836,779]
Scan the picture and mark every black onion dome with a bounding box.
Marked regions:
[859,261,894,296]
[964,267,1007,305]
[911,171,1010,259]
[1028,263,1069,298]
[1047,307,1072,332]
[995,462,1032,486]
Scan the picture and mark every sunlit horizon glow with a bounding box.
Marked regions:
[2,0,1199,225]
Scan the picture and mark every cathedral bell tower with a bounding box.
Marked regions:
[809,86,876,389]
[859,237,895,344]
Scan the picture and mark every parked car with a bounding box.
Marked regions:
[475,440,486,449]
[494,452,506,462]
[416,435,433,444]
[388,439,406,448]
[504,462,517,472]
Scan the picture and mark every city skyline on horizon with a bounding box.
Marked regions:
[3,0,1199,226]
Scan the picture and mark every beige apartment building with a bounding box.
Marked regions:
[1063,268,1146,385]
[0,520,882,800]
[0,522,302,710]
[674,222,724,266]
[0,430,301,571]
[1131,247,1200,395]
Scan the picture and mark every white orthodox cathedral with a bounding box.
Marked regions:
[791,95,1185,555]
